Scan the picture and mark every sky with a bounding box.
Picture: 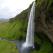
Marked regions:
[0,0,35,19]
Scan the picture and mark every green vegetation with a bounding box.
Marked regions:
[0,3,32,40]
[0,20,27,40]
[0,10,28,40]
[0,40,18,53]
[0,0,53,53]
[31,34,53,53]
[31,42,53,53]
[0,7,29,53]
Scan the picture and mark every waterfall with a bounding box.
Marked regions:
[22,1,35,48]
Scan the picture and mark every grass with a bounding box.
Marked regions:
[0,40,18,53]
[0,19,27,40]
[0,18,27,53]
[0,19,53,53]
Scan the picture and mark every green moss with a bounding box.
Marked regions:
[31,35,53,53]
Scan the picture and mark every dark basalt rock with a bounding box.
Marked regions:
[35,0,53,43]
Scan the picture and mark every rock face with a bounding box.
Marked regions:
[36,0,53,42]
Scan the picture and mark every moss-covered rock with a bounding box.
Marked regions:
[36,0,53,42]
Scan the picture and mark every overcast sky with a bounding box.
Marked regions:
[0,0,35,19]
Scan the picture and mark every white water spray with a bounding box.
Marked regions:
[22,1,35,48]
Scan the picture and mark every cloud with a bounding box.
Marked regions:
[0,0,35,19]
[0,7,19,19]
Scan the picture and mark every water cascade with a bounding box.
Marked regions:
[22,1,35,48]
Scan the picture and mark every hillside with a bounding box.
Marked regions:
[0,0,53,53]
[0,2,33,40]
[9,0,53,53]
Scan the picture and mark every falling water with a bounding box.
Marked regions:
[22,1,35,48]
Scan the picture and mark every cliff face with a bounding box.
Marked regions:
[36,0,53,42]
[9,0,53,42]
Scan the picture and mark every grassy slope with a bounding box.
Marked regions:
[0,40,18,53]
[0,9,28,53]
[0,20,27,40]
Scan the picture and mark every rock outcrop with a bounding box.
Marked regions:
[36,0,53,42]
